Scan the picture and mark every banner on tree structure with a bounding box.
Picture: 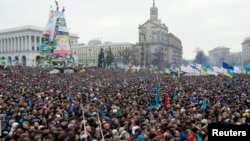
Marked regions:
[38,6,74,68]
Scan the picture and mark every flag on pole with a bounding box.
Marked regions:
[28,98,33,108]
[150,100,153,111]
[100,104,105,117]
[174,89,177,100]
[155,83,159,108]
[163,95,168,110]
[201,98,207,111]
[222,62,233,70]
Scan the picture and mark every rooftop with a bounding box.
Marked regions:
[0,25,78,37]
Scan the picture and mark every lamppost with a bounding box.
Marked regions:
[101,58,104,68]
[0,113,6,137]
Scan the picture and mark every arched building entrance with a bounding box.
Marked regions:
[22,56,26,66]
[35,56,41,63]
[13,56,19,65]
[8,56,12,66]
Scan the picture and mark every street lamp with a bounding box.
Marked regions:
[101,58,104,68]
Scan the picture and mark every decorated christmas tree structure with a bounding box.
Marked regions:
[38,0,74,68]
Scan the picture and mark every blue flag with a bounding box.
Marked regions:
[67,96,71,102]
[79,84,83,91]
[235,95,239,101]
[100,104,105,117]
[150,100,153,111]
[28,98,32,108]
[192,98,198,104]
[222,97,227,104]
[69,105,74,113]
[107,101,112,111]
[174,89,177,100]
[155,83,159,108]
[201,98,207,111]
[226,79,230,88]
[19,118,23,124]
[222,62,233,70]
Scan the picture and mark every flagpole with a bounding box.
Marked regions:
[81,105,87,140]
[154,71,160,108]
[96,109,105,141]
[0,115,7,135]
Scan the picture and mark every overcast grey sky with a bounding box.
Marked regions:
[1,0,250,60]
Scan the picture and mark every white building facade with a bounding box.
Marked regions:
[225,52,242,67]
[208,46,230,66]
[0,25,79,66]
[72,39,134,66]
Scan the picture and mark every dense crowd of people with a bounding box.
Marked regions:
[0,66,249,141]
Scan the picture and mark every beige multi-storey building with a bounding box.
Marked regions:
[225,52,242,67]
[133,1,182,68]
[72,39,134,66]
[208,46,230,66]
[242,37,250,66]
[0,25,79,66]
[168,33,183,63]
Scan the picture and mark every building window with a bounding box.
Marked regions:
[32,46,34,51]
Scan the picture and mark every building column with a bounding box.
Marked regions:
[12,37,16,52]
[7,38,9,52]
[0,39,2,53]
[10,37,12,52]
[7,38,10,52]
[13,37,15,52]
[15,37,17,52]
[20,36,23,52]
[39,36,42,45]
[20,36,22,51]
[34,35,37,51]
[17,36,20,52]
[19,36,22,52]
[38,36,41,50]
[3,39,5,52]
[29,35,31,51]
[1,39,3,53]
[5,38,7,52]
[9,37,11,52]
[12,37,14,52]
[22,36,25,52]
[25,35,28,51]
[10,37,13,52]
[4,38,6,52]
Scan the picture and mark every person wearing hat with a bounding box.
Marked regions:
[57,133,67,141]
[19,133,31,141]
[43,134,55,141]
[136,134,145,141]
[66,126,76,140]
[186,129,195,141]
[164,134,174,141]
[192,127,202,141]
[120,132,131,141]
